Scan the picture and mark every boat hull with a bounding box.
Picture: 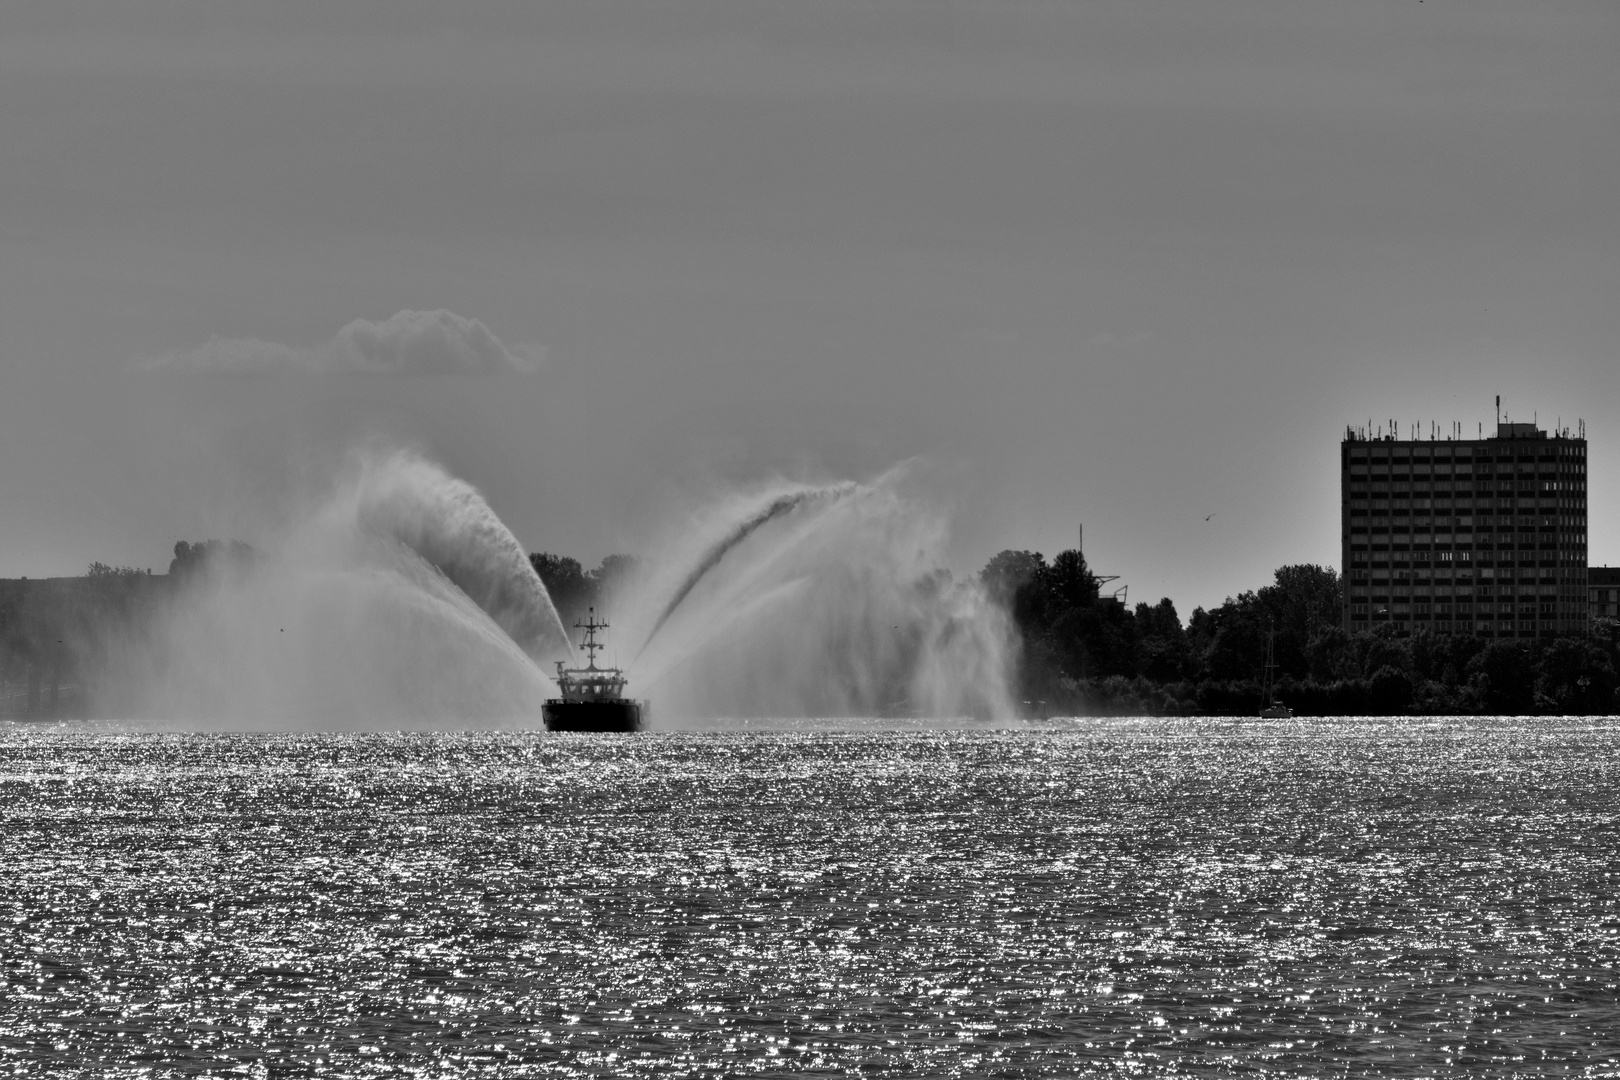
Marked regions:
[542,699,643,732]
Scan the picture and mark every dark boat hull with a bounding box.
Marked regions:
[542,699,643,732]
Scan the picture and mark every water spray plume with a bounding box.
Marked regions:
[124,447,569,729]
[633,481,857,663]
[618,470,1016,722]
[349,449,572,662]
[96,448,1012,728]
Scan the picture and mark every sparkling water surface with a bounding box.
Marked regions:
[3,717,1618,1077]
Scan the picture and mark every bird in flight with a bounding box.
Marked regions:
[1204,512,1217,522]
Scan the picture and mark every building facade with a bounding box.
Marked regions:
[1341,422,1587,638]
[1589,566,1620,623]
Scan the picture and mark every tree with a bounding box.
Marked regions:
[1533,637,1616,715]
[590,554,646,598]
[1368,664,1414,714]
[980,550,1043,609]
[1466,642,1535,715]
[980,547,1143,705]
[1259,564,1342,676]
[530,552,645,624]
[168,539,257,579]
[529,553,592,623]
[1134,598,1190,681]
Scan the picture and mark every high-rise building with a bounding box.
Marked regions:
[1341,422,1587,638]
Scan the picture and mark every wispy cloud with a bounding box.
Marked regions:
[143,310,541,375]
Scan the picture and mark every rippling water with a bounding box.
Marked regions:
[3,717,1618,1077]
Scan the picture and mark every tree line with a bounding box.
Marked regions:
[981,548,1619,716]
[528,553,643,629]
[1,562,163,716]
[0,541,266,717]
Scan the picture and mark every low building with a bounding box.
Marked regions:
[1590,566,1620,623]
[1341,421,1588,638]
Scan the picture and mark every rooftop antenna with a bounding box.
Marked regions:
[1496,395,1501,426]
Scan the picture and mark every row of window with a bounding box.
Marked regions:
[1348,508,1583,518]
[1344,448,1586,465]
[1346,494,1583,504]
[1354,586,1568,595]
[1346,511,1581,522]
[1346,457,1585,467]
[1350,564,1583,574]
[1346,552,1584,565]
[1350,588,1575,596]
[1346,545,1572,556]
[1349,561,1572,569]
[1350,577,1574,587]
[1365,506,1582,514]
[1341,476,1581,488]
[1350,500,1585,509]
[1348,608,1575,620]
[1345,616,1574,639]
[1346,462,1584,472]
[1348,605,1572,617]
[1348,572,1571,583]
[1349,529,1580,541]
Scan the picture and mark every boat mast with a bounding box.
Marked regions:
[576,608,607,671]
[1262,619,1276,706]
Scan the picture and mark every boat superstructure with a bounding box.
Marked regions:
[542,609,644,732]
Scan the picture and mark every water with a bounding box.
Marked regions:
[3,717,1617,1077]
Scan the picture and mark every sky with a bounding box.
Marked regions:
[2,0,1617,615]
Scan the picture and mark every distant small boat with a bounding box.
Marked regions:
[1259,620,1293,719]
[542,609,645,732]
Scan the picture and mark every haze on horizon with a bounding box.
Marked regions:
[2,0,1617,616]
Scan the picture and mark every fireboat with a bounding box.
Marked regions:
[542,609,645,732]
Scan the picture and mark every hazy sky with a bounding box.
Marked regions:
[3,0,1617,615]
